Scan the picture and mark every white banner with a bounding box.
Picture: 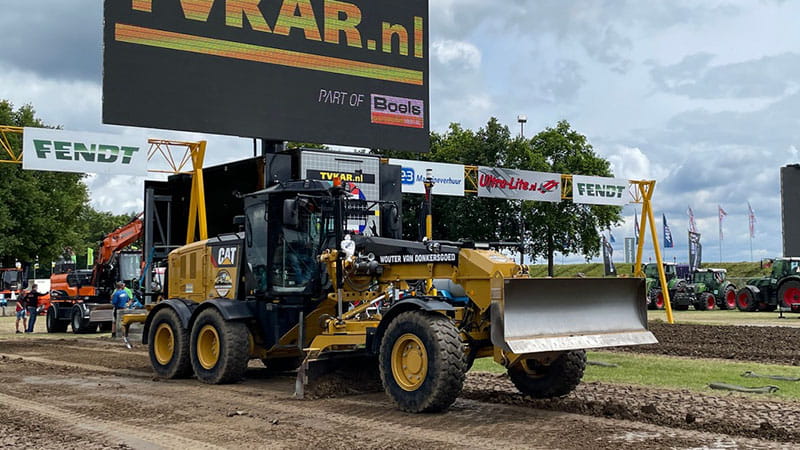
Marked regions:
[390,159,465,197]
[572,175,630,206]
[23,127,148,176]
[477,167,561,202]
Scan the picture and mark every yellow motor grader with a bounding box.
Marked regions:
[142,179,655,412]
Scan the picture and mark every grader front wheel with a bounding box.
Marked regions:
[190,308,249,384]
[148,308,191,379]
[379,311,466,413]
[508,350,586,398]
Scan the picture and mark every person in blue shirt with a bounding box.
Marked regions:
[110,282,129,336]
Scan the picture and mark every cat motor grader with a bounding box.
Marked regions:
[141,178,656,413]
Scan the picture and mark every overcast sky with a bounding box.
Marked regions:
[1,0,798,264]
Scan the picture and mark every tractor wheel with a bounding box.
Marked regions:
[379,311,466,413]
[736,288,757,312]
[721,286,737,310]
[46,306,68,333]
[778,280,800,310]
[695,293,716,311]
[260,357,302,373]
[508,350,586,399]
[650,290,665,310]
[148,308,192,379]
[190,309,249,384]
[71,307,96,334]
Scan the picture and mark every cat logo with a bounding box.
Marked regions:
[212,246,238,267]
[214,270,233,297]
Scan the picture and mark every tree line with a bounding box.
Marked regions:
[0,100,135,269]
[1,100,619,276]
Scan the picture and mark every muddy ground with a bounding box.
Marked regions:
[0,318,799,449]
[615,322,800,366]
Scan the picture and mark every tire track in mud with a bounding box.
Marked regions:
[0,392,224,450]
[1,353,152,378]
[463,372,800,444]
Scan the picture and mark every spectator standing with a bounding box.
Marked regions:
[15,288,27,333]
[23,284,46,333]
[110,282,130,336]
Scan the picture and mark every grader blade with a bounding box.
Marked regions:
[492,277,657,354]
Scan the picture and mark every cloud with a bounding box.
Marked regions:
[431,40,482,71]
[652,52,800,99]
[0,1,101,82]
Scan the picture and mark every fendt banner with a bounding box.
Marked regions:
[390,159,464,196]
[572,175,630,206]
[103,0,429,152]
[22,128,148,176]
[476,166,561,202]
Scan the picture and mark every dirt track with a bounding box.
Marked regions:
[0,319,799,449]
[617,322,800,366]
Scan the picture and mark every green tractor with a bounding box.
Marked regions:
[679,268,737,311]
[644,262,690,310]
[736,257,800,312]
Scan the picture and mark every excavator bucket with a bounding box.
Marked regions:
[492,277,657,354]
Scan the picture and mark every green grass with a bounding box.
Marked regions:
[646,310,800,327]
[472,351,800,400]
[527,262,767,279]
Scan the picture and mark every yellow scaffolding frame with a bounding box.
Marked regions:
[0,128,208,245]
[465,167,673,323]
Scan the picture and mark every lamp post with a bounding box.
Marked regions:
[423,168,434,240]
[516,115,528,265]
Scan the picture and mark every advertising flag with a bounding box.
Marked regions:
[608,228,616,243]
[634,211,640,243]
[663,213,674,248]
[688,232,702,271]
[718,205,728,240]
[687,206,697,233]
[748,202,756,238]
[602,236,616,276]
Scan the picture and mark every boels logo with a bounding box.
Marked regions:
[32,139,139,164]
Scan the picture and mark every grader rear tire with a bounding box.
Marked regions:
[508,350,586,398]
[190,308,249,384]
[379,311,466,413]
[148,308,192,379]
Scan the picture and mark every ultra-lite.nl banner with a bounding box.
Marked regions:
[477,166,561,202]
[23,127,148,176]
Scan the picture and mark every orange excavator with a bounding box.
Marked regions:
[46,214,143,333]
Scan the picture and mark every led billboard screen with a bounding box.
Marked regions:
[103,0,429,152]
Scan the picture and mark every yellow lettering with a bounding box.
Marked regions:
[226,0,272,32]
[132,0,152,12]
[274,0,321,41]
[414,16,423,58]
[180,0,215,22]
[382,23,408,56]
[324,0,362,48]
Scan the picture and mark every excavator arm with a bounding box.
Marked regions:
[91,213,144,286]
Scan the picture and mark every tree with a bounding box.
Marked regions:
[0,101,93,267]
[379,118,545,242]
[527,120,622,276]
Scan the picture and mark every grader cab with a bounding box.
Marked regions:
[143,179,656,413]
